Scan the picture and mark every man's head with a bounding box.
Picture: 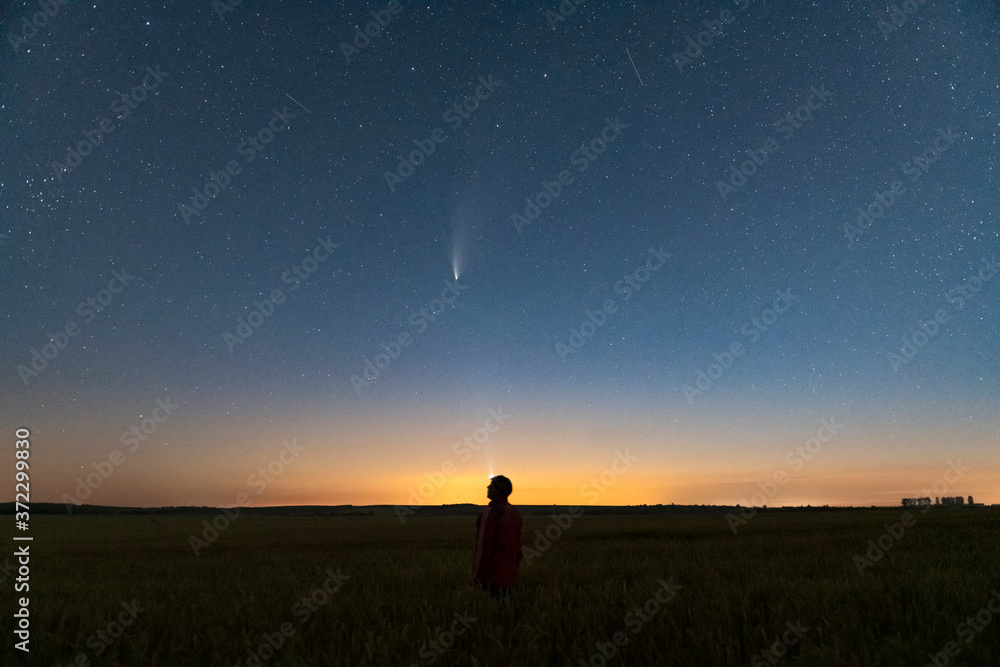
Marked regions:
[487,475,512,501]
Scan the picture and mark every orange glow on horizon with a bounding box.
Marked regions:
[19,405,1000,509]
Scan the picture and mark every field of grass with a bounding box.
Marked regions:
[2,508,999,666]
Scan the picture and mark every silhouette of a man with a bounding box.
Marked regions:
[472,475,523,599]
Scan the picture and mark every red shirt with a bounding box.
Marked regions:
[472,499,523,587]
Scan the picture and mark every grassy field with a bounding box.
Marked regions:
[2,508,999,666]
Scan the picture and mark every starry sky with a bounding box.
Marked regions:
[2,1,998,509]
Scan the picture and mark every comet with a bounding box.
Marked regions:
[451,240,463,280]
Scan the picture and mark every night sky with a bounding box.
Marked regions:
[2,1,997,509]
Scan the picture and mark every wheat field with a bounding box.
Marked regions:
[3,508,999,666]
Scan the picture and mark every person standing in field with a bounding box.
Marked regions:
[472,475,523,599]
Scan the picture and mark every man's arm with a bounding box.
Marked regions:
[472,507,495,584]
[515,511,524,570]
